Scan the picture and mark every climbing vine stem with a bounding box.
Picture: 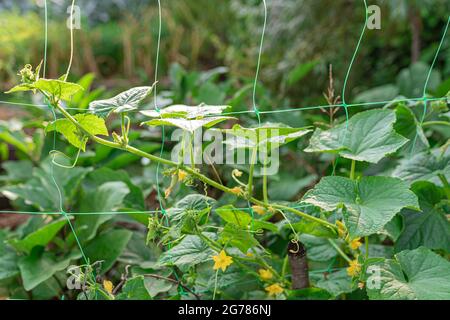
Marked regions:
[47,93,337,233]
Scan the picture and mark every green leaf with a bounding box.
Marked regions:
[286,60,319,87]
[303,176,419,237]
[84,229,132,273]
[304,109,408,163]
[1,158,90,211]
[394,104,429,153]
[396,62,441,97]
[46,114,108,151]
[393,150,450,186]
[74,181,130,243]
[291,219,337,238]
[84,167,145,211]
[312,270,353,297]
[7,79,83,102]
[366,247,450,300]
[18,248,79,291]
[223,123,312,151]
[158,234,215,269]
[215,205,277,232]
[299,234,340,262]
[5,83,36,94]
[140,104,229,119]
[219,224,259,253]
[395,182,450,252]
[142,116,234,133]
[89,86,153,117]
[8,219,68,254]
[353,84,399,104]
[34,79,83,101]
[216,205,252,228]
[166,194,216,237]
[0,230,19,280]
[116,276,152,300]
[143,276,174,297]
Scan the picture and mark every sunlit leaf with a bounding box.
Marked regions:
[46,114,108,151]
[89,86,154,117]
[305,109,408,163]
[303,176,419,237]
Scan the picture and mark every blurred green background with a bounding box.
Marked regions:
[1,0,449,105]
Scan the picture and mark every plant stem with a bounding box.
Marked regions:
[365,236,369,260]
[189,133,195,169]
[121,113,128,144]
[350,159,356,180]
[269,203,338,232]
[262,163,269,205]
[247,147,258,199]
[422,121,450,127]
[328,239,351,263]
[438,174,450,199]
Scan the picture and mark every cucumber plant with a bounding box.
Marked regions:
[1,62,450,300]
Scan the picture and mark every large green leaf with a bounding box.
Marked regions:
[304,109,408,163]
[7,79,83,102]
[74,181,130,243]
[89,86,153,117]
[393,150,450,186]
[223,123,312,152]
[303,176,419,237]
[46,114,108,151]
[142,116,234,133]
[18,248,79,291]
[84,229,132,273]
[158,234,215,269]
[8,218,68,254]
[394,104,429,153]
[395,182,450,252]
[366,247,450,300]
[140,104,229,119]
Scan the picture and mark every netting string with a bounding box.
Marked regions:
[2,96,447,115]
[0,203,314,216]
[410,16,450,155]
[331,0,368,176]
[43,0,48,77]
[251,0,267,125]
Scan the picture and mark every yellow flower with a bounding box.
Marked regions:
[212,250,233,272]
[178,169,188,182]
[265,283,284,296]
[246,252,254,257]
[232,169,243,177]
[349,237,362,250]
[347,259,361,277]
[258,269,273,281]
[230,186,244,196]
[164,187,172,199]
[336,220,346,238]
[103,280,114,294]
[252,205,266,215]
